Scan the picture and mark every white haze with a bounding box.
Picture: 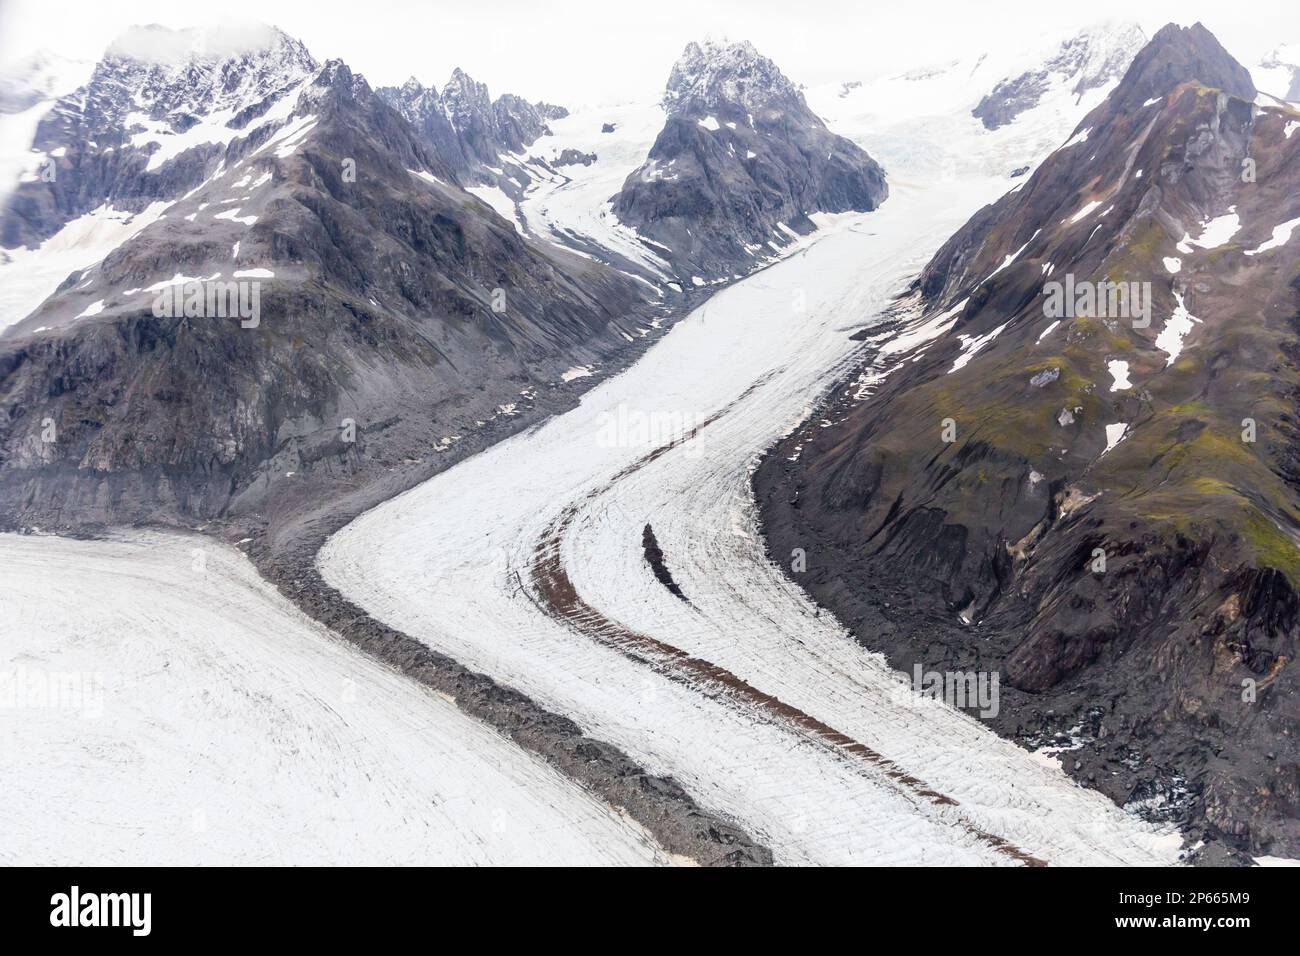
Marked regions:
[0,0,1296,107]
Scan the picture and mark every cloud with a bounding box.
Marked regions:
[1,0,1294,106]
[105,22,283,63]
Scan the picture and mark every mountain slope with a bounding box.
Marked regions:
[374,76,473,179]
[759,22,1300,858]
[611,40,888,280]
[972,22,1147,130]
[0,37,660,528]
[2,24,318,249]
[0,26,322,330]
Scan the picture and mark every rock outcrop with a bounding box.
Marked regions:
[612,39,887,279]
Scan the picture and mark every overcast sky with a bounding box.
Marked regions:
[1,0,1295,106]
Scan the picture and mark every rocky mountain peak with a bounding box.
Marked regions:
[535,102,569,122]
[1113,21,1256,110]
[663,38,801,116]
[491,93,550,152]
[378,76,443,113]
[2,22,320,248]
[441,67,493,119]
[306,58,374,106]
[66,23,317,142]
[374,74,468,177]
[390,67,563,170]
[615,38,886,279]
[100,23,317,113]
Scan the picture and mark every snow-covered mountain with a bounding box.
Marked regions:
[0,26,663,527]
[973,22,1147,128]
[380,41,891,286]
[511,99,679,277]
[661,38,802,114]
[764,21,1300,858]
[0,24,326,335]
[376,70,565,180]
[3,24,317,249]
[809,21,1148,182]
[611,39,887,280]
[1255,44,1300,102]
[94,23,317,127]
[502,26,1150,288]
[0,19,1166,521]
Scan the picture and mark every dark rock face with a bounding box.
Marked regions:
[758,22,1300,856]
[973,23,1146,130]
[1,25,317,249]
[0,56,656,527]
[535,102,569,122]
[612,39,887,280]
[493,93,551,152]
[375,76,472,178]
[438,68,501,167]
[1104,22,1256,115]
[642,523,687,601]
[554,148,597,167]
[378,70,563,184]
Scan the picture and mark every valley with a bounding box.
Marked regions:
[1,11,1297,867]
